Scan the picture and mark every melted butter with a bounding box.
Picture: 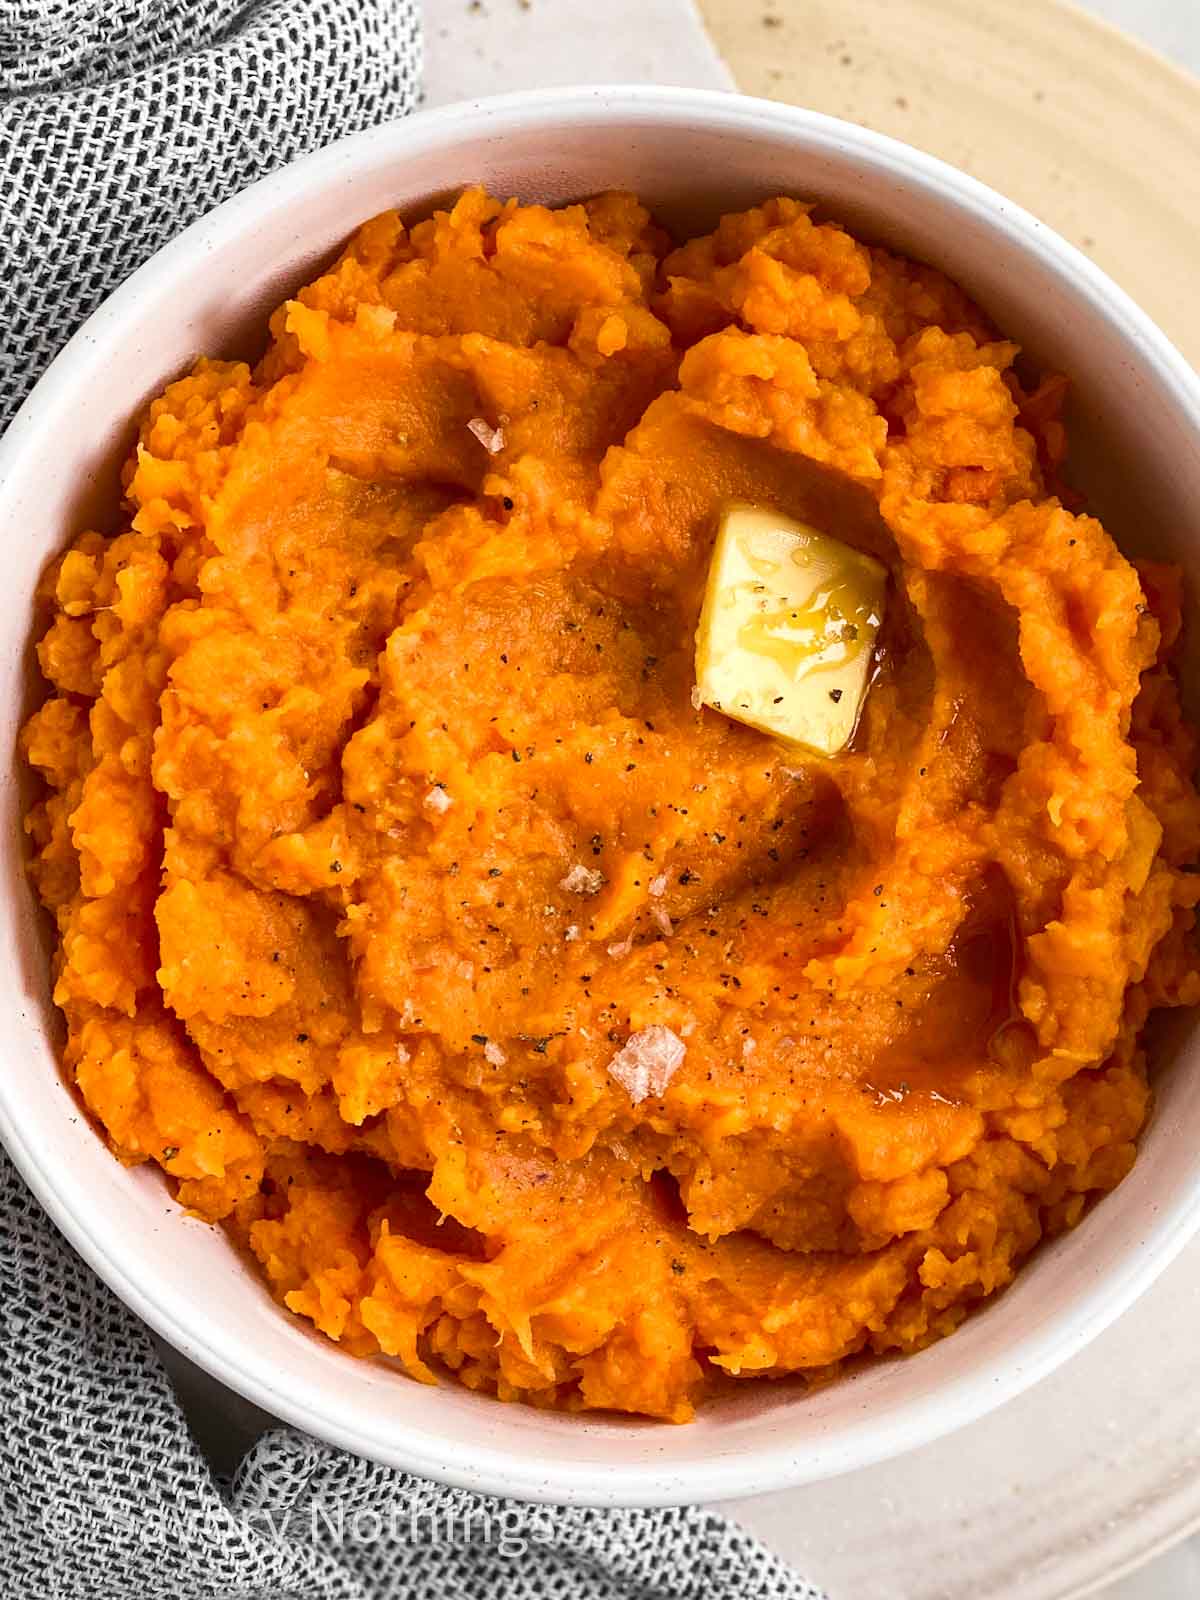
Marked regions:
[731,574,881,680]
[694,504,888,755]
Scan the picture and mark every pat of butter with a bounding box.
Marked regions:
[694,504,886,755]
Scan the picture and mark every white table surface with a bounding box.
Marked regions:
[1074,0,1200,76]
[160,3,1200,1595]
[422,0,734,102]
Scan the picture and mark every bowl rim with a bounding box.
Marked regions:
[4,82,1200,1507]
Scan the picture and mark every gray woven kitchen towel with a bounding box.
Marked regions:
[0,0,422,421]
[0,4,826,1597]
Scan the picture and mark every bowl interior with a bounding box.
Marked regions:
[2,89,1199,1505]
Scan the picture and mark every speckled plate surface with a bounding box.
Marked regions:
[702,0,1200,367]
[697,1,1200,1593]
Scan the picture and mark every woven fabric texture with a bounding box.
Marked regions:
[0,0,421,423]
[0,4,827,1597]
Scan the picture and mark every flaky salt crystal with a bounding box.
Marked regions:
[690,684,704,710]
[423,784,453,814]
[607,937,633,959]
[564,925,580,942]
[648,872,668,897]
[484,1041,507,1067]
[651,905,673,938]
[607,1026,686,1105]
[468,417,506,454]
[395,1042,411,1065]
[560,863,604,894]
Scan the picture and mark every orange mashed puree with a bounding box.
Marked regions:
[23,189,1200,1421]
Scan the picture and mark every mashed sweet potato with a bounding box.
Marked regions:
[23,188,1200,1421]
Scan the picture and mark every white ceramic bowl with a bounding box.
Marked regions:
[3,86,1200,1508]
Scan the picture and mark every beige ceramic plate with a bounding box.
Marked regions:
[698,0,1200,1593]
[702,0,1200,368]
